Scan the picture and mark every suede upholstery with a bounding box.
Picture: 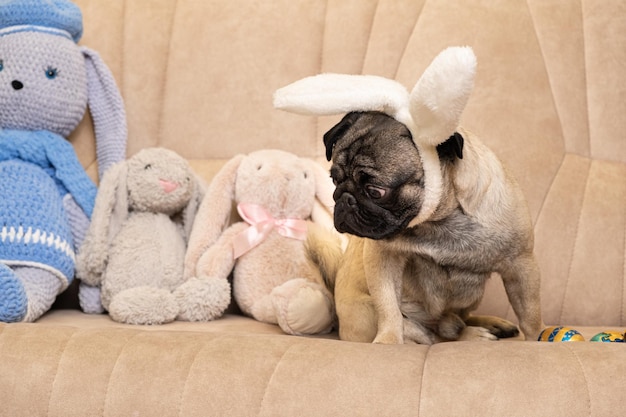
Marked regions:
[1,1,625,416]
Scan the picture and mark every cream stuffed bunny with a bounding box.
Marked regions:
[184,149,338,335]
[76,148,231,325]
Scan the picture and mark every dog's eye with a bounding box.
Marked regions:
[365,185,387,199]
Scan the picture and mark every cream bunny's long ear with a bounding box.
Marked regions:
[75,161,129,285]
[82,47,128,179]
[184,154,245,279]
[307,159,335,230]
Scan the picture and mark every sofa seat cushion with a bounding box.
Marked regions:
[1,310,625,417]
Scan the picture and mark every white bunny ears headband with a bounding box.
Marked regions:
[273,46,476,226]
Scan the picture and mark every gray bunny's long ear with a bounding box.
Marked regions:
[76,161,129,286]
[181,175,207,243]
[88,161,129,249]
[82,46,127,179]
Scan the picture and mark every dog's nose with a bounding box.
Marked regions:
[338,193,357,209]
[11,80,23,90]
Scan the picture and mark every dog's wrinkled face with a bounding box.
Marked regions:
[324,111,425,239]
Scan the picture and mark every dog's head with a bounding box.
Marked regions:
[274,47,476,234]
[325,111,463,239]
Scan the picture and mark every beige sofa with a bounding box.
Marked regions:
[1,1,625,416]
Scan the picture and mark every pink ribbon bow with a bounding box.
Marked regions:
[233,203,308,259]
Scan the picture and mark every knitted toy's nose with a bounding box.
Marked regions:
[11,80,23,90]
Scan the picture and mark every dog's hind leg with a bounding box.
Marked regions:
[458,326,498,341]
[403,318,438,345]
[465,315,519,339]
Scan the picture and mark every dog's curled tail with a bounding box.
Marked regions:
[305,223,344,293]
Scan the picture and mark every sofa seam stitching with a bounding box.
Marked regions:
[156,0,179,148]
[392,0,426,81]
[533,153,566,236]
[622,184,626,325]
[524,0,567,159]
[176,341,205,417]
[120,0,127,97]
[564,344,592,415]
[415,345,431,417]
[580,0,592,159]
[257,344,294,416]
[559,159,591,324]
[45,329,75,417]
[101,331,142,416]
[359,0,379,75]
[315,0,329,158]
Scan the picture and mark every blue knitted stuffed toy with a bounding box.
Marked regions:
[0,0,127,322]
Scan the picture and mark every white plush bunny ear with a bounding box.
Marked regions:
[408,46,476,147]
[274,46,476,226]
[405,46,476,225]
[273,74,409,118]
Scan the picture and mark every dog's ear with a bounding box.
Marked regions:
[436,132,464,161]
[323,112,360,161]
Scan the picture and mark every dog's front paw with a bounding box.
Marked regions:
[458,326,498,342]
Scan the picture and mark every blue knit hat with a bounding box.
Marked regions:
[0,0,83,42]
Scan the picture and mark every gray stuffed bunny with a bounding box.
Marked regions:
[0,0,126,322]
[76,148,230,325]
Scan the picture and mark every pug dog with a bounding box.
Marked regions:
[306,110,544,344]
[274,46,545,344]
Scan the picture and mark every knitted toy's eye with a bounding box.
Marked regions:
[0,60,4,72]
[144,164,152,170]
[44,66,59,79]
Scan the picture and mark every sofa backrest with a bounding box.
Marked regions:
[70,0,625,328]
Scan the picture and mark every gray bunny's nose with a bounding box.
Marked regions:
[11,80,23,90]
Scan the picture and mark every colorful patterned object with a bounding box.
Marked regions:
[538,326,585,342]
[590,331,625,342]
